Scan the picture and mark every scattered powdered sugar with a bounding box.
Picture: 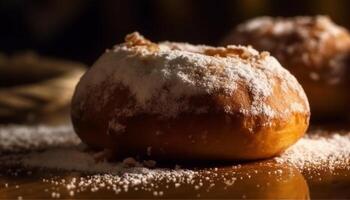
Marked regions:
[1,125,350,197]
[0,125,201,196]
[75,32,308,123]
[1,125,349,173]
[275,130,350,171]
[0,125,80,152]
[21,147,118,173]
[18,148,198,179]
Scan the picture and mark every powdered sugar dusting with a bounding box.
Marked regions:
[0,125,80,152]
[275,130,350,171]
[237,15,345,38]
[20,148,197,179]
[290,102,305,113]
[75,32,308,125]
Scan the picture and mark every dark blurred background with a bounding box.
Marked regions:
[1,0,350,65]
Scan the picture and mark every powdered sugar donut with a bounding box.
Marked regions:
[223,16,350,120]
[71,32,310,160]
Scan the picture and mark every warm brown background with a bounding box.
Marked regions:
[1,0,350,65]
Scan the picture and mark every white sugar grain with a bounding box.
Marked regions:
[0,125,80,152]
[275,130,350,171]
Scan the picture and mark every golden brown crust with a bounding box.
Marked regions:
[71,32,310,160]
[223,16,350,119]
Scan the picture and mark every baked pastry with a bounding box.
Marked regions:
[71,32,310,160]
[222,16,350,119]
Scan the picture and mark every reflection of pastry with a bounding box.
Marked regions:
[71,32,310,160]
[58,162,309,199]
[223,16,350,120]
[0,52,86,124]
[165,163,309,199]
[121,163,309,199]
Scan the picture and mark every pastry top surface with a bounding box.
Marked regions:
[74,32,309,124]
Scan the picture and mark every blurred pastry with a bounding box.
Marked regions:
[222,16,350,120]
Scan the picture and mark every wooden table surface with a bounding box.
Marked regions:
[0,123,349,199]
[1,160,349,199]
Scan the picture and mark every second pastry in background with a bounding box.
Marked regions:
[223,16,350,120]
